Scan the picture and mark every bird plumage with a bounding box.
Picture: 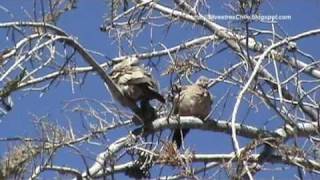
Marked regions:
[110,65,165,104]
[109,57,165,124]
[172,76,213,148]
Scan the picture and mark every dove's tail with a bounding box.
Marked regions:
[172,128,190,148]
[147,90,165,103]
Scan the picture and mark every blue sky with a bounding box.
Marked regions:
[1,0,320,179]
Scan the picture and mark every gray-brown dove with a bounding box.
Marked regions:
[109,57,165,124]
[172,76,213,148]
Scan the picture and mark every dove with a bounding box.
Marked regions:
[172,76,213,148]
[109,57,165,124]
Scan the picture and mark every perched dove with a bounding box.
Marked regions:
[109,57,165,124]
[172,76,213,148]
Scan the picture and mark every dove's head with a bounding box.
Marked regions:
[125,56,139,66]
[195,76,211,88]
[113,56,139,70]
